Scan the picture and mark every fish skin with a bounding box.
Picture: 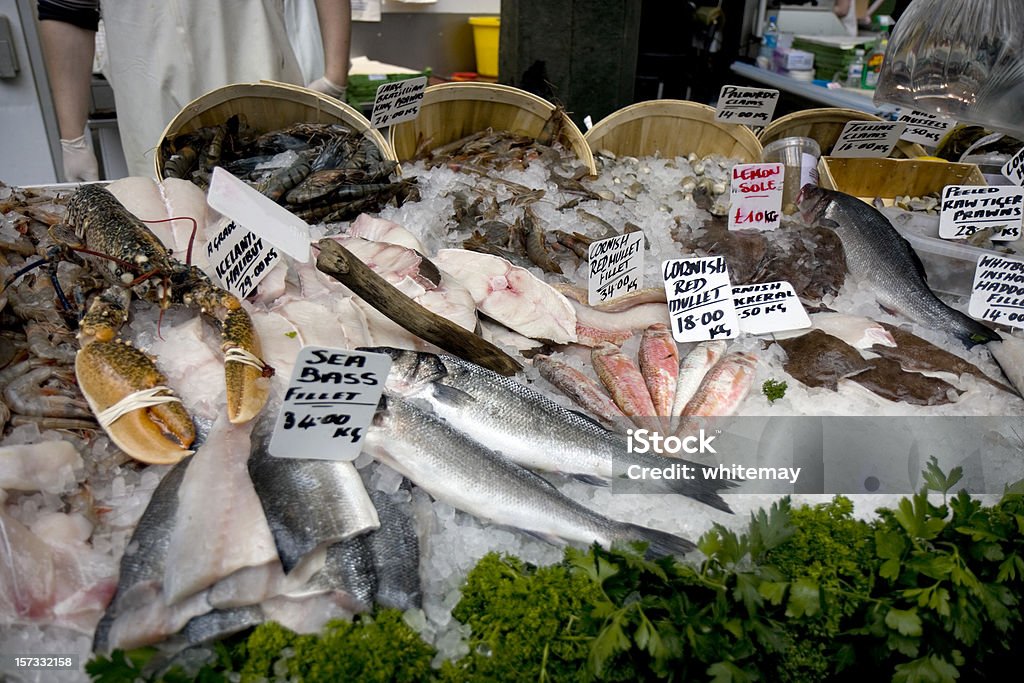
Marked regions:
[366,489,422,611]
[871,321,1017,396]
[670,341,727,432]
[798,185,1000,346]
[248,421,380,574]
[776,330,872,391]
[592,342,662,431]
[682,352,759,418]
[364,395,696,558]
[637,324,680,427]
[534,354,632,431]
[303,537,377,613]
[363,347,734,512]
[182,605,264,647]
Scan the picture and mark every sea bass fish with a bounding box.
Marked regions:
[798,185,1000,346]
[364,394,696,557]
[363,347,734,512]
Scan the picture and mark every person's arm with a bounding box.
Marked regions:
[833,0,853,18]
[38,18,99,181]
[39,19,95,140]
[314,0,350,88]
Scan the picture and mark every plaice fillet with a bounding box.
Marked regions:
[433,249,576,343]
[162,416,277,605]
[349,213,427,253]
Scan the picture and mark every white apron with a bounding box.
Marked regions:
[102,0,304,177]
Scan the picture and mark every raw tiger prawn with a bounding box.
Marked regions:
[37,185,272,464]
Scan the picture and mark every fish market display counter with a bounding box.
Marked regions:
[729,61,897,116]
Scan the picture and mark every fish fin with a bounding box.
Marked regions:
[617,524,696,558]
[518,528,566,546]
[430,382,476,407]
[571,473,611,487]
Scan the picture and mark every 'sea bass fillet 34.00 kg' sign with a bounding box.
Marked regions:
[269,347,391,461]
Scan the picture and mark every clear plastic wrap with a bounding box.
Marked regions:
[874,0,1024,137]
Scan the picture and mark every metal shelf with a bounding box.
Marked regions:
[729,61,899,116]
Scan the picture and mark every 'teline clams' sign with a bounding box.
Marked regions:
[831,121,906,158]
[662,256,739,343]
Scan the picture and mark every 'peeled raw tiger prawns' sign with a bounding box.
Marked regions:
[938,185,1024,241]
[370,76,428,128]
[269,347,391,461]
[728,163,784,231]
[714,85,780,124]
[831,121,906,158]
[662,256,739,343]
[588,232,645,305]
[969,254,1024,329]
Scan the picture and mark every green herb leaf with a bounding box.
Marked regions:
[922,456,963,495]
[784,578,820,618]
[284,331,298,338]
[761,378,787,404]
[885,607,923,637]
[758,580,788,606]
[708,660,756,683]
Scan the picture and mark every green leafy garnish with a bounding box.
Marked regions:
[762,378,788,403]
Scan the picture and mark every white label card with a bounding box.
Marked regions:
[897,110,956,146]
[732,281,810,335]
[728,163,784,231]
[714,86,780,125]
[207,167,312,262]
[662,256,739,343]
[938,185,1024,241]
[205,218,281,299]
[268,347,391,461]
[1002,146,1024,187]
[370,76,428,128]
[831,121,907,157]
[969,254,1024,328]
[588,232,645,306]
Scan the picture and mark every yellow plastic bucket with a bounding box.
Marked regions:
[468,16,500,78]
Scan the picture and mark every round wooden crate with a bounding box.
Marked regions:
[156,81,397,179]
[387,82,596,174]
[583,100,763,162]
[758,107,926,159]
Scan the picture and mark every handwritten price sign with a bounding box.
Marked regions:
[728,163,784,231]
[662,256,738,343]
[269,347,391,460]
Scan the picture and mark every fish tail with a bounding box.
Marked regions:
[615,523,696,558]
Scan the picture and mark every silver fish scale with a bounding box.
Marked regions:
[367,395,694,556]
[93,459,190,652]
[367,489,422,611]
[248,428,380,574]
[807,187,999,345]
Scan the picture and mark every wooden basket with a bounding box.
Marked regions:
[387,82,596,174]
[583,100,763,162]
[758,107,926,159]
[156,81,396,179]
[818,156,986,204]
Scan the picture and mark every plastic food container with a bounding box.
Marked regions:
[468,16,500,78]
[761,136,821,214]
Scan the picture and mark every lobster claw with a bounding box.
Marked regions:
[222,308,271,424]
[75,341,195,465]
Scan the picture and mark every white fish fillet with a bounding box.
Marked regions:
[569,297,669,334]
[207,548,325,609]
[107,177,209,270]
[988,334,1024,398]
[0,508,117,634]
[0,441,81,494]
[349,213,426,253]
[162,417,277,605]
[260,594,352,635]
[247,308,303,397]
[106,588,212,651]
[479,319,545,352]
[273,296,371,349]
[434,249,577,343]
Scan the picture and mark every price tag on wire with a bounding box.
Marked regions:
[269,347,391,460]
